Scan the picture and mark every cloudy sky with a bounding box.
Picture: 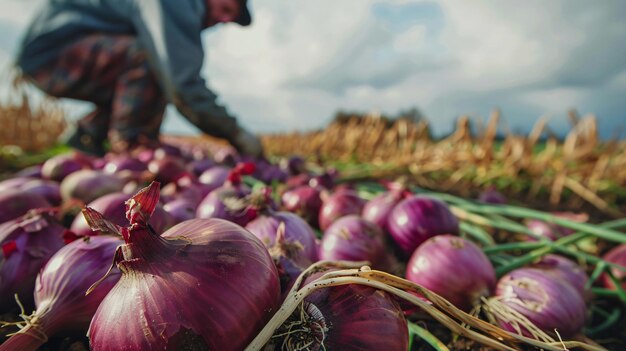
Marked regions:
[1,0,626,138]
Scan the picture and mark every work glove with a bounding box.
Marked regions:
[231,127,264,158]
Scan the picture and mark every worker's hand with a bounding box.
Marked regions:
[231,127,264,158]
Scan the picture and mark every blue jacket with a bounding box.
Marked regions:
[17,0,239,140]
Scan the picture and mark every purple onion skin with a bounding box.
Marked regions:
[198,166,231,192]
[70,193,173,237]
[147,156,190,185]
[406,235,495,311]
[60,170,125,204]
[602,244,626,291]
[281,185,322,227]
[0,177,35,190]
[318,191,366,231]
[320,215,392,271]
[20,179,62,206]
[103,156,147,174]
[188,159,215,176]
[279,156,306,175]
[0,236,122,351]
[286,174,311,188]
[246,211,319,262]
[275,274,407,351]
[163,199,196,224]
[495,268,587,337]
[15,165,43,178]
[0,190,51,224]
[388,196,459,255]
[362,190,405,231]
[41,154,85,181]
[531,254,589,299]
[196,185,254,226]
[526,219,562,241]
[0,213,65,312]
[87,187,280,351]
[477,188,507,204]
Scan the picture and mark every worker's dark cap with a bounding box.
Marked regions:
[236,0,252,26]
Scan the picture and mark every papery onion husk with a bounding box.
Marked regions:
[268,272,408,351]
[490,267,587,338]
[70,192,173,237]
[87,182,280,351]
[0,211,65,312]
[246,211,319,263]
[320,215,393,272]
[60,170,125,204]
[267,223,313,296]
[388,195,459,255]
[0,236,122,351]
[281,185,322,228]
[406,235,495,311]
[318,190,365,231]
[531,254,589,299]
[601,244,626,291]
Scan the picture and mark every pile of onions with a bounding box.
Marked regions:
[0,212,65,312]
[405,235,495,311]
[281,185,322,228]
[0,236,122,351]
[268,271,408,350]
[489,268,586,338]
[0,190,51,224]
[246,211,319,262]
[318,190,366,231]
[320,215,393,272]
[198,166,231,192]
[60,170,125,204]
[86,182,280,350]
[388,196,459,254]
[601,244,626,290]
[41,154,84,181]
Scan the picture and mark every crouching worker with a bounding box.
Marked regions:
[16,0,262,157]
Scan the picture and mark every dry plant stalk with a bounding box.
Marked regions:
[261,111,626,216]
[0,72,66,153]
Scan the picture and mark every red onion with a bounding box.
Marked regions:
[267,223,313,294]
[286,174,311,188]
[153,144,183,160]
[525,212,588,241]
[86,182,280,350]
[318,190,366,231]
[0,212,65,312]
[406,235,495,311]
[0,190,51,224]
[362,190,408,231]
[188,159,215,176]
[20,179,62,206]
[0,177,34,190]
[308,172,335,190]
[70,192,173,237]
[246,211,319,262]
[41,154,85,181]
[60,170,125,204]
[281,185,322,227]
[388,195,459,254]
[15,165,43,178]
[491,268,586,338]
[320,215,393,272]
[269,273,408,350]
[163,199,196,224]
[601,244,626,291]
[198,166,231,192]
[279,156,306,175]
[0,236,122,351]
[147,156,190,184]
[477,186,507,204]
[531,254,589,298]
[103,156,147,174]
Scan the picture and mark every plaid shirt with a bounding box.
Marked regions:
[17,0,239,141]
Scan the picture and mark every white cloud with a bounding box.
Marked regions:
[1,0,625,138]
